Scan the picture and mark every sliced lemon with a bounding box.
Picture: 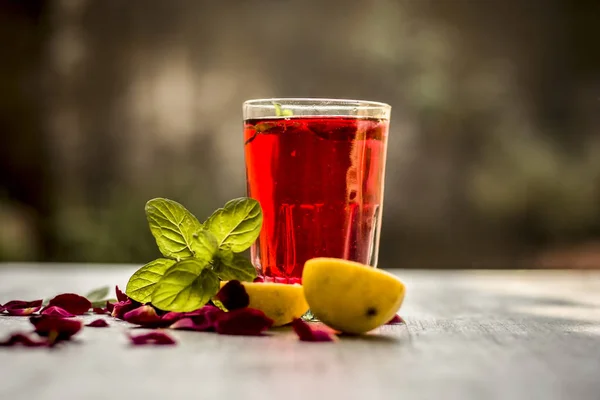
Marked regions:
[220,281,309,327]
[302,258,405,334]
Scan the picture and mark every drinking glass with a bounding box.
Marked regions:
[243,98,391,283]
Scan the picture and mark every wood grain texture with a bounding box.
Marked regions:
[1,264,600,400]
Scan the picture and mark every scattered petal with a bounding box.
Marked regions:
[292,319,336,342]
[215,280,249,311]
[161,305,222,324]
[1,300,43,316]
[47,293,92,315]
[123,305,163,327]
[128,331,176,346]
[0,333,48,347]
[115,285,128,302]
[30,315,82,344]
[111,299,139,320]
[215,307,273,336]
[41,306,76,317]
[106,300,115,314]
[253,276,265,283]
[385,315,404,325]
[86,319,109,328]
[92,307,109,315]
[170,317,213,332]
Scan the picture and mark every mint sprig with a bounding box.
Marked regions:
[273,102,294,117]
[126,197,262,312]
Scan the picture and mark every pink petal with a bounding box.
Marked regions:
[161,305,223,324]
[128,331,176,346]
[47,293,92,315]
[0,333,48,347]
[385,315,404,325]
[111,299,139,320]
[86,319,109,327]
[214,307,273,336]
[30,315,82,344]
[169,317,213,331]
[1,300,43,316]
[115,285,128,302]
[41,306,76,317]
[122,305,163,327]
[292,319,337,342]
[215,280,249,311]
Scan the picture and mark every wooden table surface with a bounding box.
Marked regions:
[1,264,599,400]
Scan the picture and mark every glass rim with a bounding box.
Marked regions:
[243,97,391,110]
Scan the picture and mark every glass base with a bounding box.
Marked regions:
[301,309,319,322]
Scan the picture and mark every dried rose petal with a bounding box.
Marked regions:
[214,307,273,336]
[161,305,222,324]
[128,331,176,346]
[86,319,109,328]
[0,333,48,347]
[47,293,92,315]
[170,317,213,332]
[41,306,76,317]
[111,299,139,319]
[385,314,404,325]
[1,300,43,316]
[123,305,162,327]
[215,280,250,311]
[30,315,82,344]
[92,307,109,315]
[115,285,128,302]
[292,318,336,342]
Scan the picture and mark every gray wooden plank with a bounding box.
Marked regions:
[1,264,599,400]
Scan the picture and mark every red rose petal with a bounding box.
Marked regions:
[47,293,92,315]
[0,333,48,347]
[292,318,337,342]
[385,314,404,325]
[111,299,139,319]
[161,305,223,324]
[86,319,109,327]
[106,300,115,313]
[115,285,128,302]
[215,280,250,311]
[30,315,82,344]
[92,307,109,315]
[214,307,273,336]
[1,300,43,316]
[128,331,176,346]
[41,306,76,317]
[253,276,265,283]
[170,317,213,331]
[123,305,163,327]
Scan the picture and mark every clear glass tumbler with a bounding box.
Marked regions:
[243,98,391,283]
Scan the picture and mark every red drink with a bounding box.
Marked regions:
[244,116,389,282]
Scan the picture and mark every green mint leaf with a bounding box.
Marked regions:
[145,198,204,260]
[273,102,293,117]
[125,258,177,303]
[215,250,257,282]
[151,259,219,312]
[85,286,110,302]
[204,197,263,252]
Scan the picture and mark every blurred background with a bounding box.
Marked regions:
[1,0,599,268]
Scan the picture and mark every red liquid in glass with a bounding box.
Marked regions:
[244,116,388,282]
